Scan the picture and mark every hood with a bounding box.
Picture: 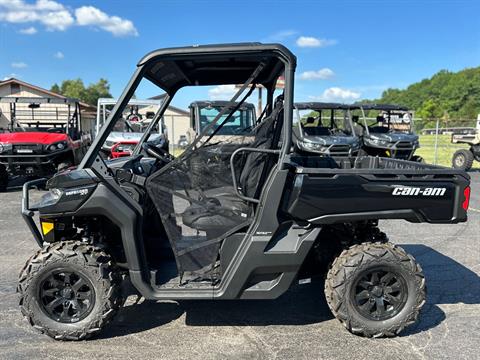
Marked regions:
[0,131,68,145]
[301,135,357,146]
[367,132,418,143]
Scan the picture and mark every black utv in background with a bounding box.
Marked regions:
[18,43,470,341]
[355,104,423,161]
[293,102,361,156]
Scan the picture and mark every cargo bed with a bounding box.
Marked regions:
[283,156,470,224]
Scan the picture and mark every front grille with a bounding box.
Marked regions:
[330,145,351,154]
[396,142,413,149]
[13,144,42,154]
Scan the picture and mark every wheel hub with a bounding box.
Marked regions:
[39,270,95,323]
[60,287,74,299]
[352,268,407,321]
[371,285,383,297]
[455,155,465,167]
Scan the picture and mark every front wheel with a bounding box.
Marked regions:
[325,242,426,337]
[18,241,123,340]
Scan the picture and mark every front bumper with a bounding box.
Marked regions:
[363,140,418,159]
[0,149,70,176]
[21,178,47,247]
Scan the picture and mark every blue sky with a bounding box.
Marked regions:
[1,0,479,109]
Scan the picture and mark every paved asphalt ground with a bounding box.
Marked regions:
[0,174,479,360]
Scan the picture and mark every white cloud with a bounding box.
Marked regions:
[75,6,138,37]
[54,51,64,59]
[208,85,236,100]
[18,26,37,34]
[0,0,74,31]
[0,1,138,36]
[309,87,361,103]
[296,36,337,48]
[11,61,27,68]
[299,68,335,80]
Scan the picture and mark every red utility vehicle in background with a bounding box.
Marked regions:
[0,97,91,190]
[109,140,138,159]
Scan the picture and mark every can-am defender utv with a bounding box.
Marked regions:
[451,117,480,171]
[293,102,361,156]
[0,97,91,191]
[356,104,422,161]
[19,43,470,340]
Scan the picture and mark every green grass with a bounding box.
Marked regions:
[416,134,471,167]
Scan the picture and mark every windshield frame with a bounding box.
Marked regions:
[195,104,256,136]
[360,106,414,135]
[294,107,356,138]
[79,44,296,170]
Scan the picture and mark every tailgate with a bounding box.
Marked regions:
[284,160,471,224]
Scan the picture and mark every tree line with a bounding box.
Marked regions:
[51,78,112,107]
[361,66,480,129]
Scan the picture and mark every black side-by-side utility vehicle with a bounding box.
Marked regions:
[356,104,422,161]
[19,43,470,341]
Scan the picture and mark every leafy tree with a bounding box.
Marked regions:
[364,66,480,128]
[50,78,112,106]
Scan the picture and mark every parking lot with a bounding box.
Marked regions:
[0,173,478,360]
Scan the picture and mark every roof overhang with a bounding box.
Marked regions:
[136,43,296,94]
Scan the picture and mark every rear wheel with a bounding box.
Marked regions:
[18,241,123,340]
[452,149,474,171]
[325,242,426,337]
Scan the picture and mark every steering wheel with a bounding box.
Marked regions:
[142,142,174,163]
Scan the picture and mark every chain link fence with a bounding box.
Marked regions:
[413,118,477,167]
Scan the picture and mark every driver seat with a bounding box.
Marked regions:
[181,99,284,235]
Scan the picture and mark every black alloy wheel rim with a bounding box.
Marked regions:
[455,154,465,167]
[351,268,407,321]
[39,270,95,323]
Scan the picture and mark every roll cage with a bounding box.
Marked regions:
[0,97,82,134]
[81,43,296,169]
[359,103,414,135]
[294,102,358,136]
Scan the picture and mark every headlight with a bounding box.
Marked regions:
[366,137,390,147]
[298,141,328,152]
[46,141,68,152]
[0,143,12,153]
[38,188,64,207]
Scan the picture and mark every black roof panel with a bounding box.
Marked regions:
[137,43,295,94]
[359,103,410,111]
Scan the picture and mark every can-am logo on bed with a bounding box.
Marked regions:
[392,186,446,196]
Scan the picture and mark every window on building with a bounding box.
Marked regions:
[10,83,20,95]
